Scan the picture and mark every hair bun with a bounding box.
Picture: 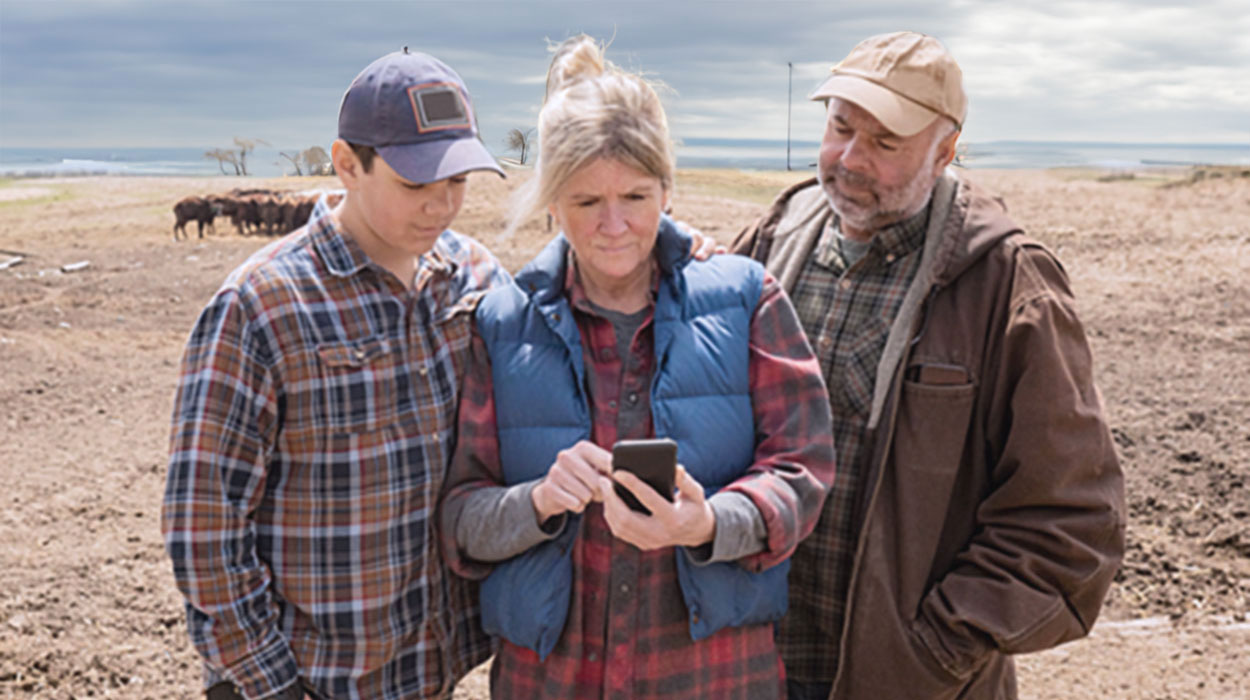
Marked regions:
[545,34,607,100]
[506,33,674,239]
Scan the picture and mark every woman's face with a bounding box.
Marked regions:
[549,156,669,291]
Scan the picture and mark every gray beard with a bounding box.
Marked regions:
[819,165,938,235]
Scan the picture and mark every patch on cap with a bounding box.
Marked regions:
[407,82,472,133]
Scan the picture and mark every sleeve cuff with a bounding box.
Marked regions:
[517,480,568,539]
[217,629,300,700]
[458,480,567,562]
[207,680,304,700]
[683,491,767,565]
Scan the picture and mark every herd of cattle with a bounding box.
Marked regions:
[171,188,343,241]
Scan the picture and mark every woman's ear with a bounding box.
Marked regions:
[547,203,561,231]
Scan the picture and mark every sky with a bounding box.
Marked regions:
[1,0,1248,154]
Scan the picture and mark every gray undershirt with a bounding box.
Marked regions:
[834,221,873,268]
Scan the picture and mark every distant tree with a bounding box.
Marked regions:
[204,148,241,175]
[504,128,536,164]
[279,151,305,176]
[233,137,271,176]
[302,146,333,176]
[276,146,333,176]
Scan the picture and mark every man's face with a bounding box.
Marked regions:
[817,98,953,239]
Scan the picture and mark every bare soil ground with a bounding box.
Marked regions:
[0,167,1246,699]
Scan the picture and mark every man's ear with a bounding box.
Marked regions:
[331,139,361,190]
[934,125,960,171]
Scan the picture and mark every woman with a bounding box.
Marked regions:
[440,35,835,699]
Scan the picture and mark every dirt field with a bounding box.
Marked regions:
[1,167,1247,699]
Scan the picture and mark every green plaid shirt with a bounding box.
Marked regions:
[780,203,930,682]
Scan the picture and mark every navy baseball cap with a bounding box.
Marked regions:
[338,48,505,183]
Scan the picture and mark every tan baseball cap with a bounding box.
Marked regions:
[809,31,967,137]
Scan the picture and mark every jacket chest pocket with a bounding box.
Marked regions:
[316,336,406,433]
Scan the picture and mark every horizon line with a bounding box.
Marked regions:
[3,138,1250,153]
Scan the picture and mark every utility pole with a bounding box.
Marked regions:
[786,62,793,171]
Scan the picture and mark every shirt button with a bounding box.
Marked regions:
[620,583,630,595]
[353,349,366,361]
[418,365,428,376]
[551,312,561,322]
[626,392,638,405]
[609,400,617,409]
[588,651,598,662]
[885,253,896,263]
[819,336,833,350]
[839,279,852,290]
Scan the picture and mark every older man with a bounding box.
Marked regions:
[734,32,1125,699]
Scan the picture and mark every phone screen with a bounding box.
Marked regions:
[611,438,678,515]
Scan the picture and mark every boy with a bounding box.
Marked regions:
[163,49,506,700]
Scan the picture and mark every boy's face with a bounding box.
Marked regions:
[336,142,468,260]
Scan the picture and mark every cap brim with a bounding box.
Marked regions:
[808,74,939,137]
[376,136,506,184]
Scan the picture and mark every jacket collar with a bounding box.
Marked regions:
[756,170,1020,291]
[514,213,691,304]
[750,170,1023,429]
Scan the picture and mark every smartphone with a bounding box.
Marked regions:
[611,438,678,515]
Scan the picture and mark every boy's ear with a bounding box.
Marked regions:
[331,139,361,189]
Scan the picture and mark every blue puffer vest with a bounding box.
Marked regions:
[474,215,789,660]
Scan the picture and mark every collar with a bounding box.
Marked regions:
[516,213,691,305]
[308,194,369,277]
[563,251,660,316]
[309,193,457,283]
[813,198,931,270]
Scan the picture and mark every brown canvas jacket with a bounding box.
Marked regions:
[733,173,1125,699]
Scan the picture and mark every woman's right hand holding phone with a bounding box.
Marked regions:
[531,440,615,522]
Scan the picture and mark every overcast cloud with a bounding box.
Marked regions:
[1,0,1246,152]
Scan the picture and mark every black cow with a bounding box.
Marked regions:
[172,196,216,241]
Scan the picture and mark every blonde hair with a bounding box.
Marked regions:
[509,35,674,233]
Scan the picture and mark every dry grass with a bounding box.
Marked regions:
[1,168,1247,699]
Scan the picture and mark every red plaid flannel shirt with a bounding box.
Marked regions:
[442,259,835,699]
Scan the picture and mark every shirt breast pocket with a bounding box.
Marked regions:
[316,336,405,434]
[837,315,890,415]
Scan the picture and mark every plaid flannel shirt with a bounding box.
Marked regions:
[779,205,928,682]
[442,258,836,699]
[162,197,508,700]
